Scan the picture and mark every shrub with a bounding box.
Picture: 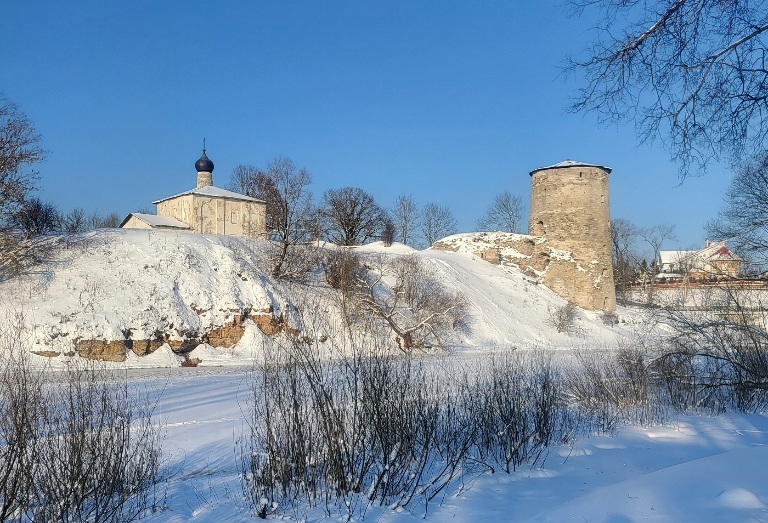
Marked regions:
[323,248,364,294]
[0,314,163,522]
[547,302,582,334]
[239,318,576,520]
[565,347,654,430]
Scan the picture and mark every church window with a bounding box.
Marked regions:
[231,210,239,224]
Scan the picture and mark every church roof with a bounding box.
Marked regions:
[530,160,612,175]
[119,213,192,230]
[152,185,266,205]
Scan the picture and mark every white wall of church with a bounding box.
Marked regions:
[157,195,266,237]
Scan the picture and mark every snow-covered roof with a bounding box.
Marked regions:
[658,250,694,265]
[659,241,741,266]
[152,185,266,205]
[120,213,192,230]
[530,160,612,175]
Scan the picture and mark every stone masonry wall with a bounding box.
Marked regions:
[432,232,614,311]
[529,165,615,311]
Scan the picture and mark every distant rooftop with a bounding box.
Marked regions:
[529,160,612,176]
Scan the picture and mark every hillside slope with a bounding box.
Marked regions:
[0,230,634,367]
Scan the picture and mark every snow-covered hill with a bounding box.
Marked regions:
[0,229,636,367]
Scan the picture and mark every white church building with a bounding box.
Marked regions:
[120,148,267,237]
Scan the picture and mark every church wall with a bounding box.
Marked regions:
[155,194,266,237]
[157,195,197,231]
[191,196,267,237]
[242,199,267,238]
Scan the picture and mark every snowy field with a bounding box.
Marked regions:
[139,365,768,522]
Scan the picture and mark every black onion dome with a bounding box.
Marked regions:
[195,149,214,172]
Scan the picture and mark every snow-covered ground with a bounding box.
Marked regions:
[140,366,768,522]
[0,229,635,367]
[2,230,766,521]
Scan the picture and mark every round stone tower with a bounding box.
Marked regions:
[528,160,615,311]
[195,147,214,188]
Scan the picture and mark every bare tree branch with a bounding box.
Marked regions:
[568,0,768,178]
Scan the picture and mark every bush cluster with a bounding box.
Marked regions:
[0,318,163,523]
[239,341,574,520]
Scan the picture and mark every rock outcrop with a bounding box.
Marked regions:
[67,308,296,362]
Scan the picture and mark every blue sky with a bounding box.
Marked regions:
[3,1,731,250]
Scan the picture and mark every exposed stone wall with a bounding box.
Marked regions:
[528,165,615,311]
[60,308,294,363]
[197,170,212,188]
[433,229,615,312]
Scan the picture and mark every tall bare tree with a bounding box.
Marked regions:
[262,157,314,278]
[639,223,677,304]
[0,96,48,281]
[421,203,457,246]
[569,0,768,178]
[321,187,387,246]
[476,191,524,233]
[230,158,314,278]
[228,164,261,197]
[708,152,768,272]
[0,96,44,224]
[611,218,640,304]
[391,194,420,246]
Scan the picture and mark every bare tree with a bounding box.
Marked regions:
[391,194,420,246]
[0,97,47,281]
[381,218,395,247]
[257,157,316,278]
[85,211,121,230]
[611,218,640,304]
[708,152,768,271]
[0,96,44,227]
[228,164,261,197]
[354,254,470,350]
[639,223,677,304]
[321,187,387,246]
[62,208,87,235]
[568,0,768,178]
[476,191,524,233]
[11,197,59,239]
[420,203,457,246]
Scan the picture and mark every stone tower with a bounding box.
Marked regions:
[529,160,616,311]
